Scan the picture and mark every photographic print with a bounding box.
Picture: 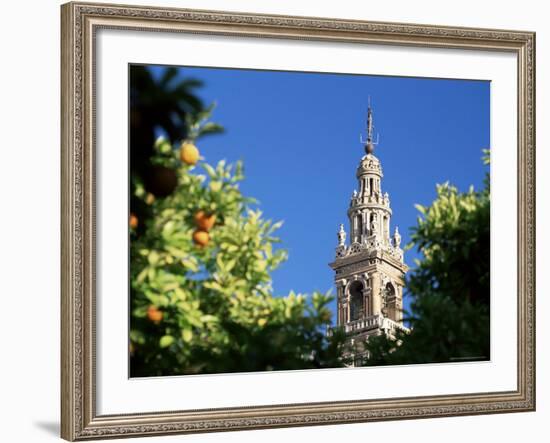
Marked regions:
[129,64,490,377]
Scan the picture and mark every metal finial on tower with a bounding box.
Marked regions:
[366,107,374,148]
[360,96,379,154]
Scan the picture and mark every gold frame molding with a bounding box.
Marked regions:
[61,1,536,440]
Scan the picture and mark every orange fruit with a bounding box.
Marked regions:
[129,213,138,229]
[180,142,199,165]
[147,305,163,323]
[194,211,216,231]
[193,230,210,247]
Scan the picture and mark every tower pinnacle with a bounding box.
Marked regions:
[362,97,378,154]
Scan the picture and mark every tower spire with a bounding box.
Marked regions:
[367,96,373,142]
[361,96,378,154]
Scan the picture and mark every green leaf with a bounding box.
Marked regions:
[202,163,216,178]
[181,257,199,272]
[199,122,224,136]
[159,335,174,348]
[136,268,148,284]
[200,315,218,323]
[210,181,222,192]
[147,251,160,265]
[162,220,176,235]
[182,329,193,343]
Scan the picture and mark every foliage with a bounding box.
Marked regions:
[409,180,490,307]
[363,156,490,365]
[130,144,346,375]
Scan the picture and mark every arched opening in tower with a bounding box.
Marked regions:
[356,215,363,240]
[349,281,365,322]
[384,282,397,321]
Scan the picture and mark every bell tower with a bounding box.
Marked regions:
[329,103,408,363]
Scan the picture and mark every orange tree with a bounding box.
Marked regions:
[129,115,346,376]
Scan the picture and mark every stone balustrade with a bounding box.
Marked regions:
[338,314,409,336]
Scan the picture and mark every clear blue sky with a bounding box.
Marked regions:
[148,65,490,320]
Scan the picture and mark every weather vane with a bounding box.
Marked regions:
[359,96,379,154]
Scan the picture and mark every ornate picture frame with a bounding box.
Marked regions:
[61,1,535,440]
